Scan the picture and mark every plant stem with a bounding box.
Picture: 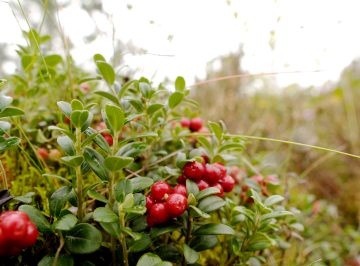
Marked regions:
[75,127,83,223]
[0,159,8,190]
[182,216,193,266]
[120,212,129,266]
[52,230,65,266]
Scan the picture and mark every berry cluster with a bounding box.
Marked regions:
[240,173,278,202]
[146,181,188,228]
[180,117,208,133]
[0,211,39,256]
[179,159,235,198]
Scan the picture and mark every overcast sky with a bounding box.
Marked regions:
[1,0,360,89]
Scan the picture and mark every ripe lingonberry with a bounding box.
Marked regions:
[151,181,171,202]
[145,195,155,214]
[180,117,191,128]
[230,166,240,175]
[201,153,209,164]
[211,183,224,198]
[177,175,187,185]
[190,117,203,131]
[16,221,38,249]
[0,212,28,242]
[64,116,70,124]
[37,148,48,160]
[103,135,113,146]
[212,162,227,178]
[203,164,222,185]
[251,175,263,184]
[49,149,61,162]
[172,185,187,198]
[183,161,204,182]
[263,175,277,185]
[150,203,169,223]
[0,228,11,255]
[196,179,210,191]
[165,194,188,218]
[146,215,156,228]
[218,175,235,192]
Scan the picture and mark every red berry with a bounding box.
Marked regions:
[99,122,107,130]
[230,166,240,175]
[196,179,210,191]
[203,164,222,185]
[180,117,191,128]
[79,83,90,92]
[146,215,156,228]
[151,181,171,202]
[183,161,204,182]
[37,148,48,160]
[251,175,263,184]
[263,175,278,185]
[212,163,227,178]
[0,228,11,255]
[103,135,113,146]
[150,203,169,223]
[0,210,17,221]
[211,183,224,198]
[177,175,187,185]
[145,195,155,214]
[15,221,38,249]
[198,127,209,134]
[0,213,28,242]
[242,184,249,192]
[172,185,187,198]
[165,194,188,218]
[240,192,246,200]
[201,153,209,164]
[218,175,235,192]
[190,117,203,131]
[4,246,22,256]
[64,116,70,124]
[49,149,61,162]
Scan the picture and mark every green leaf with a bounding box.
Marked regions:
[60,155,84,168]
[19,205,54,234]
[218,143,245,153]
[42,174,73,187]
[122,206,146,214]
[129,233,152,252]
[119,132,158,144]
[175,76,186,91]
[186,179,199,197]
[168,91,184,109]
[183,99,200,108]
[150,219,184,238]
[264,195,284,207]
[195,187,221,201]
[147,104,164,116]
[210,154,226,165]
[116,141,151,157]
[0,121,11,134]
[121,227,142,240]
[94,53,106,62]
[188,205,211,219]
[100,222,121,237]
[233,206,255,223]
[82,180,107,198]
[193,223,235,236]
[21,55,33,70]
[0,107,25,118]
[57,101,72,119]
[52,214,78,231]
[131,177,154,192]
[87,190,111,205]
[244,178,261,191]
[83,146,110,181]
[96,61,115,86]
[13,192,35,204]
[164,166,182,177]
[124,113,144,124]
[182,243,200,264]
[197,196,226,214]
[0,95,13,113]
[0,137,21,152]
[48,126,76,142]
[125,193,146,221]
[119,80,137,99]
[139,82,151,98]
[81,112,93,133]
[93,207,119,223]
[70,99,84,111]
[84,103,97,110]
[105,103,125,133]
[104,156,134,172]
[78,76,102,85]
[208,121,222,141]
[44,55,62,66]
[122,193,135,208]
[67,189,78,207]
[57,136,76,156]
[260,211,293,221]
[82,129,109,148]
[154,245,182,264]
[84,128,111,154]
[246,232,273,252]
[197,137,213,157]
[289,223,304,231]
[50,186,71,218]
[65,223,102,254]
[94,91,120,106]
[115,178,133,203]
[137,253,162,266]
[70,110,89,128]
[38,254,74,266]
[128,98,144,112]
[189,235,219,251]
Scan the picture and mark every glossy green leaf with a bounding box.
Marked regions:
[87,190,111,205]
[70,110,89,128]
[104,156,134,172]
[105,104,125,133]
[119,132,158,144]
[147,104,164,115]
[129,233,152,252]
[189,235,219,251]
[96,61,115,86]
[115,178,133,203]
[83,146,110,181]
[0,136,21,152]
[197,136,213,157]
[175,76,186,91]
[195,187,221,201]
[78,76,101,85]
[44,55,62,66]
[168,91,184,109]
[246,232,273,251]
[154,245,182,263]
[119,80,137,99]
[38,254,74,266]
[82,180,107,198]
[137,253,162,266]
[42,174,73,187]
[197,196,226,214]
[182,243,200,264]
[13,192,35,204]
[193,223,235,236]
[84,128,111,154]
[82,129,109,148]
[131,177,154,192]
[93,207,119,223]
[121,227,142,240]
[60,156,84,168]
[264,195,284,207]
[125,193,146,221]
[52,214,78,231]
[139,82,151,98]
[19,205,54,234]
[57,101,72,118]
[94,53,106,62]
[218,143,245,153]
[65,224,102,254]
[0,95,13,113]
[188,205,211,219]
[121,206,146,214]
[150,220,184,238]
[164,166,182,177]
[116,141,151,157]
[260,211,293,221]
[57,136,76,156]
[208,121,222,141]
[100,222,121,237]
[0,107,25,118]
[48,126,76,142]
[210,154,226,165]
[122,193,135,208]
[186,179,199,197]
[81,112,93,132]
[50,186,71,218]
[0,121,11,134]
[94,91,120,106]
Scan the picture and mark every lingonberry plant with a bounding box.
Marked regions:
[1,17,360,266]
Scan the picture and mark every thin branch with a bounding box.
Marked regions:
[308,259,322,266]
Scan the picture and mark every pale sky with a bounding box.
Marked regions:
[1,0,360,90]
